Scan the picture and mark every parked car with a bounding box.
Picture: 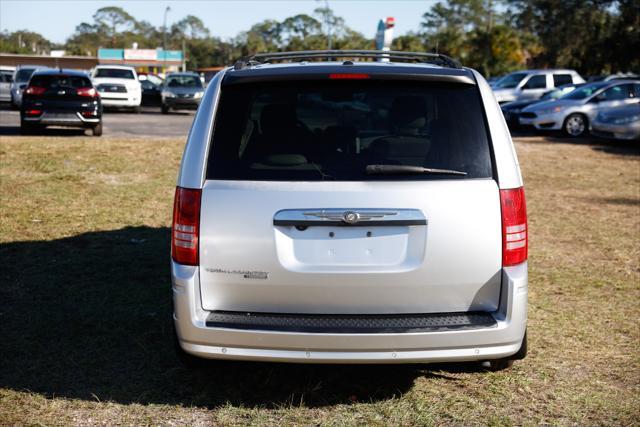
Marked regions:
[591,102,640,140]
[10,65,45,108]
[138,73,164,107]
[492,69,585,104]
[519,80,640,137]
[0,66,15,102]
[501,83,584,127]
[91,65,142,113]
[161,72,204,114]
[588,73,639,82]
[171,50,528,370]
[20,69,102,136]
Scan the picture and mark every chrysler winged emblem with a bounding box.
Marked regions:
[303,209,397,224]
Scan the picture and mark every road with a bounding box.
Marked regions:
[0,105,195,138]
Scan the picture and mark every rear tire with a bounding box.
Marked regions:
[161,104,170,114]
[563,113,588,137]
[92,122,103,136]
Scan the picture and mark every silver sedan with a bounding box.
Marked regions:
[519,80,640,137]
[591,103,640,140]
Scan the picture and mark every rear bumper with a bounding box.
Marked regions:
[23,111,100,127]
[172,261,528,363]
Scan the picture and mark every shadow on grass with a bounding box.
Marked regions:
[0,226,481,408]
[510,128,640,157]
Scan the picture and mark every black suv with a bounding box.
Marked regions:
[21,69,102,136]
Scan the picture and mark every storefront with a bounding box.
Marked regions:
[97,48,184,75]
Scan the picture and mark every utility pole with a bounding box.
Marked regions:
[163,6,171,75]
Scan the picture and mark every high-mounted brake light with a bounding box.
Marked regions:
[500,187,528,266]
[25,86,46,96]
[172,187,201,266]
[77,87,97,97]
[329,73,370,80]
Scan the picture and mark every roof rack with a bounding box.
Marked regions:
[233,50,462,70]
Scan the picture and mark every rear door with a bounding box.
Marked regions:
[199,77,502,315]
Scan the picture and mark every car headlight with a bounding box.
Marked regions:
[162,91,176,98]
[613,115,640,124]
[194,91,204,99]
[537,105,566,116]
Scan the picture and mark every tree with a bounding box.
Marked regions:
[420,0,527,76]
[0,30,52,54]
[93,6,136,47]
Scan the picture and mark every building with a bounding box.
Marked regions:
[98,48,184,74]
[0,48,185,75]
[0,53,97,70]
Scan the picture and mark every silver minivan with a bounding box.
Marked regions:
[171,51,528,370]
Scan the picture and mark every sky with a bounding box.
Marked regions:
[0,0,439,44]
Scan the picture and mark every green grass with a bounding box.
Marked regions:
[1,134,639,425]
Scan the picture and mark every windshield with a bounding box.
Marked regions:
[207,81,493,181]
[495,72,527,89]
[95,68,135,79]
[16,69,36,82]
[561,82,607,100]
[166,75,202,88]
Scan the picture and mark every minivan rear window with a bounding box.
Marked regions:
[207,80,493,181]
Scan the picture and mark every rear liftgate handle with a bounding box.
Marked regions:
[273,209,427,227]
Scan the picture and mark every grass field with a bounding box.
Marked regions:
[0,134,639,425]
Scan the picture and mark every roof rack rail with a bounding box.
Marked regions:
[233,50,462,70]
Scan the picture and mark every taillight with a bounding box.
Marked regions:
[81,111,97,117]
[77,87,97,97]
[329,73,370,79]
[25,86,46,96]
[500,187,527,266]
[25,109,42,116]
[172,187,201,265]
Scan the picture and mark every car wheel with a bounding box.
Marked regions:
[92,122,103,137]
[133,105,142,114]
[563,113,588,137]
[161,104,170,114]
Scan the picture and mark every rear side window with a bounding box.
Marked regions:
[522,75,547,89]
[207,81,493,181]
[95,68,135,79]
[30,75,92,89]
[553,74,573,86]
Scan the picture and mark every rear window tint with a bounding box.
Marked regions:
[207,81,493,181]
[30,75,92,89]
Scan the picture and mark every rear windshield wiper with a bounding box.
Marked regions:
[365,164,467,176]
